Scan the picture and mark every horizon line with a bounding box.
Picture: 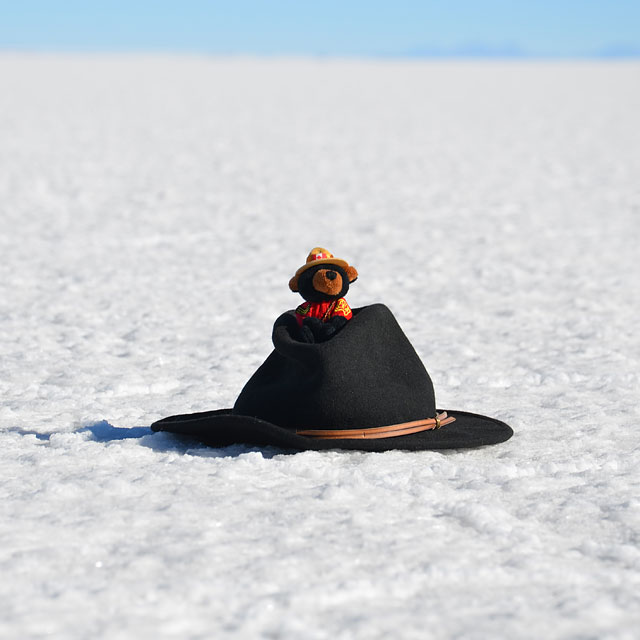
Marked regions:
[1,47,639,60]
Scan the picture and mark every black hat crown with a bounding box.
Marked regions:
[233,304,437,431]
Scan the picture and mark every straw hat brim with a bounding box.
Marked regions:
[295,257,349,276]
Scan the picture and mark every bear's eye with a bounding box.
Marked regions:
[326,271,337,281]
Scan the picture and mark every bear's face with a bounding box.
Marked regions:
[289,263,358,303]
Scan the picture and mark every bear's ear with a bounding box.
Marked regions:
[346,266,358,283]
[289,275,299,292]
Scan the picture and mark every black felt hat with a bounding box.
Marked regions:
[151,304,513,451]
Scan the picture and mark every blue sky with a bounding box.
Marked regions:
[1,0,639,57]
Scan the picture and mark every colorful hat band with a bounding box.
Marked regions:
[308,252,332,262]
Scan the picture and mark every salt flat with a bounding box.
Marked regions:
[1,55,639,639]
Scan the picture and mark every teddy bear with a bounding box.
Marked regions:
[288,247,358,343]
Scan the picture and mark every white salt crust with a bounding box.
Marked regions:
[1,56,639,639]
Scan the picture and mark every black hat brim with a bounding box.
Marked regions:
[151,408,513,452]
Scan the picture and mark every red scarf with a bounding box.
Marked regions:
[295,298,352,327]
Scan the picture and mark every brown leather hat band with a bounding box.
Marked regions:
[296,412,456,440]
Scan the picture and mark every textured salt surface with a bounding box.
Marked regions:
[1,56,639,638]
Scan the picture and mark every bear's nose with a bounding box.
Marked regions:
[326,270,337,281]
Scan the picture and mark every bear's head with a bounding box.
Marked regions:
[289,262,358,303]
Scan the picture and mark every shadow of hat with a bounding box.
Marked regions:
[151,304,513,451]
